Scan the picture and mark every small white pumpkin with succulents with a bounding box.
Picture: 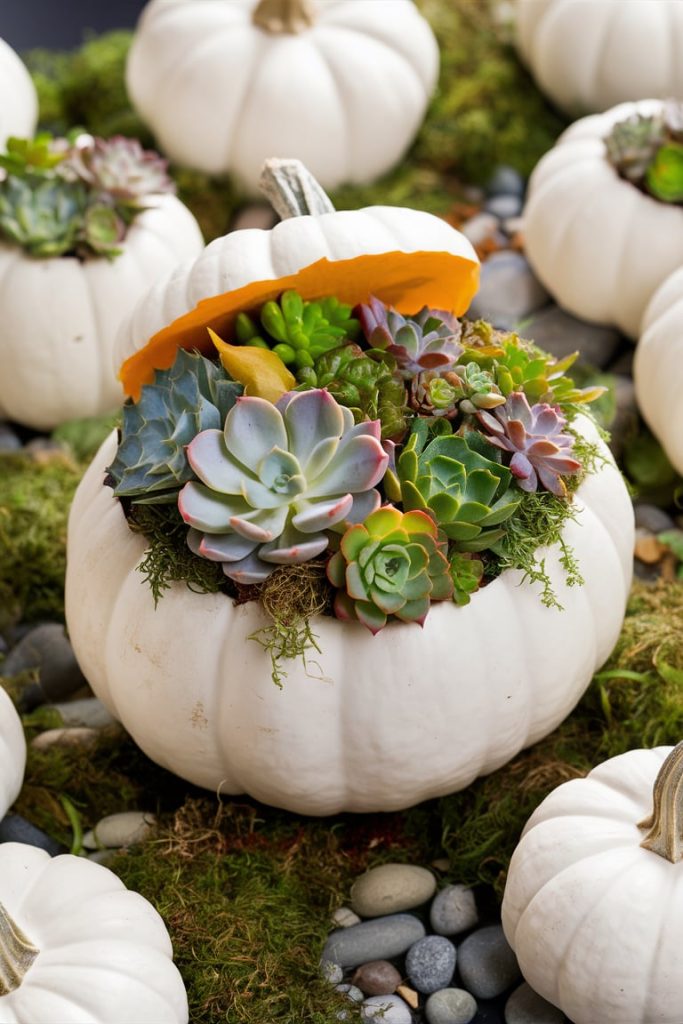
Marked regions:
[65,161,633,815]
[502,742,683,1024]
[125,0,439,192]
[634,265,683,476]
[0,38,37,149]
[524,98,683,339]
[515,0,683,117]
[0,132,203,430]
[0,841,188,1021]
[0,688,25,822]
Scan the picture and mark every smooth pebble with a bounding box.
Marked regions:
[0,424,21,452]
[323,914,426,970]
[352,960,402,996]
[487,165,526,198]
[361,994,412,1023]
[83,810,156,850]
[458,925,521,999]
[4,624,88,711]
[521,304,621,368]
[467,252,549,330]
[505,982,566,1023]
[430,884,479,936]
[0,813,65,855]
[484,194,523,220]
[31,727,99,750]
[351,862,436,917]
[320,960,343,985]
[426,988,478,1024]
[461,212,499,247]
[49,697,116,729]
[406,934,456,994]
[336,984,364,1003]
[634,504,675,535]
[332,906,361,928]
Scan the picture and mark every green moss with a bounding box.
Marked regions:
[0,451,83,623]
[52,414,119,462]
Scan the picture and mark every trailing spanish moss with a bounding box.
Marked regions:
[249,561,331,688]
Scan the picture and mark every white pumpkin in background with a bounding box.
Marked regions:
[0,194,203,431]
[524,99,683,340]
[515,0,683,116]
[125,0,439,192]
[634,266,683,476]
[0,38,38,149]
[0,841,188,1021]
[502,742,683,1024]
[0,688,25,821]
[65,162,634,816]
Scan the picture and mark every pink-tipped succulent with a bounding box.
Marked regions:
[178,389,388,584]
[67,136,174,202]
[476,392,581,496]
[327,505,453,633]
[357,297,463,378]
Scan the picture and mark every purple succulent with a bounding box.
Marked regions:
[476,392,581,496]
[66,136,174,203]
[356,297,462,378]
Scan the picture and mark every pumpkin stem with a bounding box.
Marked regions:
[259,158,336,220]
[0,901,39,995]
[252,0,315,34]
[639,740,683,863]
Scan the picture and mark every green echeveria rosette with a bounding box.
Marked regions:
[327,506,453,633]
[179,389,388,584]
[387,424,520,552]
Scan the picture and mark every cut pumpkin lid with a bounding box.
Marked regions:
[119,248,480,400]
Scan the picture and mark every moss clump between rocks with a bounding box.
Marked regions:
[3,581,682,1020]
[0,451,83,624]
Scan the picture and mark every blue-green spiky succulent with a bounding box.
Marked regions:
[107,349,242,503]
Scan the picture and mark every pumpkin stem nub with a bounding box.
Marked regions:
[0,901,39,994]
[639,740,683,863]
[252,0,315,34]
[259,158,336,220]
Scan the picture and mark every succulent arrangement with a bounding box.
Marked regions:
[108,293,604,676]
[606,101,683,203]
[0,131,174,258]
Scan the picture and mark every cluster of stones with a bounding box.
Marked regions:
[321,863,569,1023]
[0,621,154,860]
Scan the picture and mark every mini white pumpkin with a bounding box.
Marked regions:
[515,0,683,117]
[125,0,439,193]
[502,742,683,1024]
[634,265,683,475]
[65,162,634,816]
[0,39,37,149]
[0,841,188,1021]
[0,688,25,822]
[0,194,203,431]
[524,99,683,339]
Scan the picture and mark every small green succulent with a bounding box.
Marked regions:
[236,290,360,369]
[449,551,484,606]
[108,349,242,503]
[327,505,453,633]
[0,176,87,257]
[387,420,520,550]
[0,133,68,176]
[605,111,664,183]
[297,344,409,441]
[646,143,683,203]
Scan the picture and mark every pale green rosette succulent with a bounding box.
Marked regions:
[179,389,388,583]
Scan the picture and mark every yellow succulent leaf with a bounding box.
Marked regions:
[208,328,296,403]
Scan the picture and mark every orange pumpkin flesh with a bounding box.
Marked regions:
[119,250,480,400]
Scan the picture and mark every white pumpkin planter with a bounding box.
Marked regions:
[65,162,634,815]
[125,0,439,192]
[0,841,188,1022]
[634,266,683,475]
[524,100,683,341]
[502,743,683,1024]
[0,689,25,822]
[515,0,683,117]
[0,195,203,430]
[0,39,37,150]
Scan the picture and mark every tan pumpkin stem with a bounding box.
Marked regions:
[639,740,683,863]
[259,158,335,220]
[252,0,314,34]
[0,901,39,995]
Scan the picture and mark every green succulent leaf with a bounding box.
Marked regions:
[646,143,683,203]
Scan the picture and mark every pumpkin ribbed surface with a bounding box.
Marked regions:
[502,746,683,1024]
[65,416,633,815]
[0,689,24,822]
[0,39,37,149]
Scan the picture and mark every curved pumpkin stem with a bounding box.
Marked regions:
[259,158,336,221]
[639,740,683,863]
[0,900,39,994]
[252,0,314,34]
